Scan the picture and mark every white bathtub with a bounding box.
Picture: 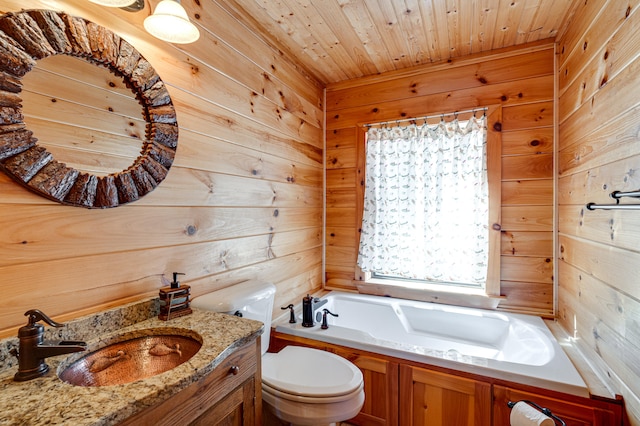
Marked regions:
[274,291,588,397]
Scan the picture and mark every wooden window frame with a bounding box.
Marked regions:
[354,106,503,310]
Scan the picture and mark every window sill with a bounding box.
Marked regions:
[355,279,505,310]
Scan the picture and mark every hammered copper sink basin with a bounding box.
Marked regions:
[58,330,202,386]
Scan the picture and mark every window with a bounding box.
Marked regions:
[356,108,501,302]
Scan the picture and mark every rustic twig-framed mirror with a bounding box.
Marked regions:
[0,9,178,208]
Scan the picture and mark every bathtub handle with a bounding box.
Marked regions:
[281,304,296,323]
[321,309,338,330]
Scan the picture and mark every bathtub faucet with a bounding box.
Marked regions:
[301,294,327,327]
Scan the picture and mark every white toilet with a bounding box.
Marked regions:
[191,280,365,426]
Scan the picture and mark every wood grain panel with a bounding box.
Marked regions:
[501,231,553,257]
[328,74,554,129]
[498,281,553,314]
[0,168,324,209]
[0,206,321,265]
[501,127,553,155]
[326,227,358,248]
[0,241,321,336]
[558,2,640,419]
[557,155,640,206]
[327,48,554,110]
[559,204,640,252]
[502,154,553,181]
[325,44,555,313]
[326,189,357,209]
[558,286,640,399]
[558,103,640,175]
[327,127,357,150]
[501,101,554,131]
[555,0,608,68]
[326,207,357,230]
[557,0,640,96]
[400,364,491,426]
[180,0,323,108]
[502,180,553,205]
[175,129,322,186]
[326,168,357,189]
[558,261,626,337]
[559,54,640,150]
[326,146,357,169]
[0,0,324,339]
[559,234,640,300]
[501,206,553,231]
[501,256,553,284]
[325,265,358,289]
[326,244,358,268]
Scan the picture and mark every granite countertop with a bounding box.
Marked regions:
[0,304,263,426]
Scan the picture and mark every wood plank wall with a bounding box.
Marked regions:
[325,41,555,316]
[0,0,324,337]
[556,0,640,423]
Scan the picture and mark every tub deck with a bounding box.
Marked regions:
[274,291,589,397]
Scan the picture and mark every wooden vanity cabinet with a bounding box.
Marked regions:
[119,338,261,426]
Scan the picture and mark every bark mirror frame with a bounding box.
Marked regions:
[0,9,178,208]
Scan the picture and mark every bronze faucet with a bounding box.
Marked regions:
[10,309,87,381]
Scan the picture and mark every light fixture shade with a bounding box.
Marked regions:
[144,0,200,44]
[89,0,137,7]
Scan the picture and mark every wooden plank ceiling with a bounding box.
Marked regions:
[223,0,575,85]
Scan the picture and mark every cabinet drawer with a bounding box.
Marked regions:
[120,339,258,426]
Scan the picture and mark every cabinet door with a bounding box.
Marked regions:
[493,385,622,426]
[399,365,491,426]
[119,340,259,426]
[191,377,256,426]
[334,349,399,426]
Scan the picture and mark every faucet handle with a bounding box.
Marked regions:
[321,309,338,330]
[24,309,64,328]
[281,304,296,323]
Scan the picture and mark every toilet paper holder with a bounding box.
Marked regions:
[507,400,566,426]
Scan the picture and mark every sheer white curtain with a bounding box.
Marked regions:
[357,116,488,286]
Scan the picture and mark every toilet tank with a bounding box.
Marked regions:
[191,280,276,355]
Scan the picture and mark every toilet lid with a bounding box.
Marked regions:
[262,346,363,397]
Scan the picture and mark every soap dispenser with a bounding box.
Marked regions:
[159,272,192,320]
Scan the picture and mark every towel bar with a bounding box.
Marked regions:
[507,400,566,426]
[586,202,640,210]
[610,190,640,199]
[587,189,640,210]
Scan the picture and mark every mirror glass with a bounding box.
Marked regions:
[21,55,146,176]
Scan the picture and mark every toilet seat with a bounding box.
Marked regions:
[262,380,364,404]
[262,346,363,398]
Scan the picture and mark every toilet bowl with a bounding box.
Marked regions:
[262,346,364,425]
[191,281,365,426]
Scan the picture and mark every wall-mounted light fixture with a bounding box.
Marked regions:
[144,0,200,44]
[89,0,144,10]
[89,0,200,44]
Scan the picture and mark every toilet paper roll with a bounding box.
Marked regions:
[510,401,555,426]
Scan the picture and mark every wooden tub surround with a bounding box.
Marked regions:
[270,331,624,426]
